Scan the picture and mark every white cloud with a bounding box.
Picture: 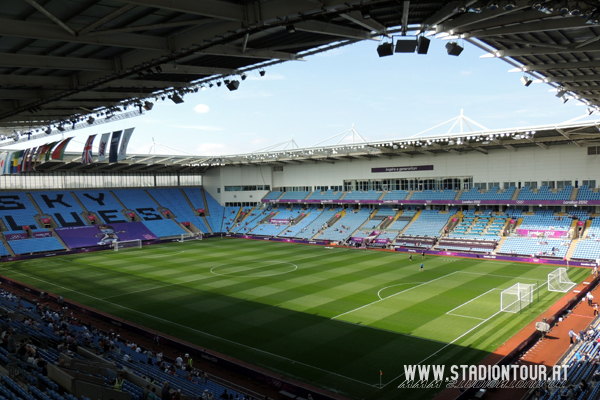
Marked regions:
[193,104,210,113]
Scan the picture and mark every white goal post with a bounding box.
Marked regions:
[548,268,576,293]
[114,239,142,251]
[178,232,203,242]
[501,283,536,313]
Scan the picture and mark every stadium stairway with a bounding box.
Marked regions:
[379,209,400,230]
[493,237,508,254]
[405,191,414,200]
[399,209,421,234]
[570,187,579,200]
[109,190,128,210]
[566,238,580,260]
[511,188,521,200]
[453,190,463,200]
[0,235,15,256]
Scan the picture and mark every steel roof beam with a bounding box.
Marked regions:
[521,60,600,72]
[294,20,375,40]
[462,17,587,37]
[0,53,112,71]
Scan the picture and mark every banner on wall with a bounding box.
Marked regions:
[82,134,96,164]
[55,222,157,249]
[117,128,134,161]
[108,130,122,163]
[97,133,110,162]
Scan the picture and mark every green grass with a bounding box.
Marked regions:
[0,239,589,400]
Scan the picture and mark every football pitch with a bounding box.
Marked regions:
[0,238,589,400]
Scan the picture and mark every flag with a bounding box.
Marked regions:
[45,141,60,161]
[97,132,110,162]
[3,151,14,174]
[117,128,134,161]
[26,147,38,171]
[19,148,30,172]
[35,142,56,169]
[0,151,7,175]
[380,370,383,376]
[109,130,122,163]
[12,150,22,173]
[82,134,96,164]
[51,137,73,160]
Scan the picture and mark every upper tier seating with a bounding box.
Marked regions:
[410,190,457,200]
[263,191,283,200]
[0,191,41,231]
[517,185,572,200]
[460,186,516,200]
[382,190,409,201]
[344,190,382,200]
[308,190,344,201]
[577,185,600,200]
[403,209,452,237]
[30,191,87,227]
[280,191,310,200]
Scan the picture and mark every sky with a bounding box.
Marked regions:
[4,38,599,157]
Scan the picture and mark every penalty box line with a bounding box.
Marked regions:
[445,288,501,321]
[331,272,459,320]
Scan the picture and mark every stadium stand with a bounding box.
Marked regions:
[203,191,225,232]
[147,188,210,233]
[517,185,573,200]
[8,237,64,255]
[577,185,600,200]
[497,237,570,258]
[251,205,304,236]
[403,209,453,237]
[381,190,409,201]
[308,189,344,201]
[142,219,187,238]
[75,190,128,224]
[263,191,283,200]
[294,207,341,239]
[518,210,573,231]
[0,191,41,231]
[280,191,310,200]
[278,206,321,238]
[0,243,9,256]
[30,191,88,227]
[459,186,516,200]
[410,190,457,200]
[318,208,372,241]
[232,207,271,234]
[344,190,382,200]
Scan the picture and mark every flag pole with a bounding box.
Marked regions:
[380,370,382,388]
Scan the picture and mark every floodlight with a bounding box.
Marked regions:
[143,101,154,111]
[170,93,184,104]
[45,127,51,135]
[87,116,95,125]
[562,96,569,103]
[395,38,417,53]
[155,65,163,73]
[416,36,430,54]
[286,24,296,33]
[217,81,222,87]
[241,73,247,80]
[377,42,394,57]
[521,76,533,86]
[57,125,65,132]
[487,1,499,10]
[556,88,566,97]
[504,0,516,10]
[361,9,371,19]
[226,80,240,91]
[445,42,464,56]
[259,70,266,76]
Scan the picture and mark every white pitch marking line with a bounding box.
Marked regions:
[445,313,487,321]
[331,271,459,320]
[458,271,542,281]
[382,309,503,388]
[445,288,500,316]
[0,265,375,388]
[377,282,427,300]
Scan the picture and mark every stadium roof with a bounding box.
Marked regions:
[45,118,600,173]
[0,0,600,143]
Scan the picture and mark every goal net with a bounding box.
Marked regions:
[114,239,142,251]
[501,283,536,313]
[548,268,576,293]
[178,232,203,242]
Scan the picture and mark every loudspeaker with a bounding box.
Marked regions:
[445,42,464,56]
[226,80,240,91]
[416,37,430,54]
[377,43,394,57]
[394,39,417,53]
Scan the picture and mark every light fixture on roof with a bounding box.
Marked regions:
[217,81,222,87]
[57,124,65,132]
[504,0,516,10]
[155,65,163,73]
[521,76,533,86]
[226,80,240,91]
[169,93,184,104]
[588,107,595,115]
[361,9,371,19]
[556,87,566,97]
[445,42,464,56]
[241,73,247,81]
[143,101,154,111]
[562,96,569,103]
[487,1,499,10]
[377,41,394,57]
[286,24,296,33]
[259,69,266,77]
[87,116,95,125]
[45,127,51,135]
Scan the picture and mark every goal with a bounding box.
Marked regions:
[178,232,203,242]
[548,268,576,293]
[114,239,142,251]
[501,283,536,313]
